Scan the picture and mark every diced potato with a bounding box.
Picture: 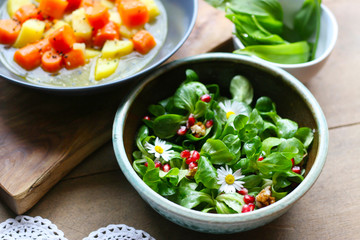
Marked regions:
[72,8,92,42]
[119,25,142,39]
[109,10,121,25]
[13,19,45,48]
[63,14,73,25]
[7,0,31,17]
[139,0,160,20]
[95,58,119,81]
[100,0,115,9]
[85,49,101,59]
[73,42,86,52]
[44,20,70,38]
[102,40,134,58]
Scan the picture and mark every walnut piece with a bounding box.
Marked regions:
[190,122,206,136]
[255,186,276,208]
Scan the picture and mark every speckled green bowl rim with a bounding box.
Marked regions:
[113,53,328,224]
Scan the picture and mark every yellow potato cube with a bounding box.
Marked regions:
[100,0,115,9]
[13,19,45,48]
[102,40,134,58]
[140,0,160,20]
[44,20,70,38]
[109,10,121,25]
[95,58,119,81]
[119,25,142,39]
[85,49,101,59]
[7,0,31,17]
[72,8,92,43]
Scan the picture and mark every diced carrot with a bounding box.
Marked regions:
[0,19,21,45]
[41,50,63,72]
[118,0,149,27]
[39,0,68,19]
[48,25,76,53]
[33,38,52,54]
[93,21,120,48]
[63,48,86,69]
[13,4,39,24]
[131,29,156,54]
[14,44,42,70]
[66,0,82,11]
[86,2,110,29]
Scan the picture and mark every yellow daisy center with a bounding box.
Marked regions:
[155,145,164,154]
[225,174,235,185]
[226,111,235,119]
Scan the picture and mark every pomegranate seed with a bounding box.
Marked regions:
[291,158,295,166]
[177,126,187,136]
[144,162,148,167]
[188,161,198,170]
[180,150,191,158]
[243,194,255,204]
[162,163,171,172]
[187,114,196,128]
[205,119,214,128]
[190,150,200,161]
[186,157,195,164]
[237,188,248,195]
[143,115,151,121]
[200,94,211,103]
[242,203,255,213]
[154,160,161,168]
[292,165,301,174]
[258,156,264,161]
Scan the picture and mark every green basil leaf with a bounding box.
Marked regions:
[176,180,215,209]
[133,159,147,176]
[193,100,208,118]
[233,114,249,131]
[278,138,306,164]
[239,124,259,142]
[261,137,284,155]
[294,127,314,148]
[153,114,186,139]
[136,125,153,158]
[173,81,208,112]
[234,41,311,64]
[230,75,254,105]
[215,193,245,213]
[257,152,292,176]
[201,139,236,165]
[215,201,237,214]
[148,104,166,117]
[276,118,298,139]
[242,175,263,188]
[222,134,242,159]
[243,136,262,159]
[195,156,219,189]
[249,109,264,132]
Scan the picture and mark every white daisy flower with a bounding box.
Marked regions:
[217,165,245,194]
[145,137,174,162]
[219,100,245,120]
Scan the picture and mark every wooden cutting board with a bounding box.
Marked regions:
[0,0,233,214]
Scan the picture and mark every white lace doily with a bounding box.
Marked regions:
[83,224,155,240]
[0,215,67,240]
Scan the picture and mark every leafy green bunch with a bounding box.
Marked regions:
[207,0,321,64]
[132,69,313,214]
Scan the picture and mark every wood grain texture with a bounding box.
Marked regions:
[0,0,233,214]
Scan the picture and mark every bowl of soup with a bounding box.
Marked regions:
[0,0,197,93]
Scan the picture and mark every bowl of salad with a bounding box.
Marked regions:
[228,0,338,83]
[0,0,197,92]
[112,53,328,233]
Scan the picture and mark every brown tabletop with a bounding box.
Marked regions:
[1,0,359,239]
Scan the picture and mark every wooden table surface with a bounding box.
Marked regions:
[1,0,359,239]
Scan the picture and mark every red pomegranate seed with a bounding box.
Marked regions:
[180,150,191,158]
[190,150,200,161]
[154,160,162,168]
[188,161,198,170]
[162,163,171,172]
[143,115,151,121]
[177,126,187,136]
[242,203,255,213]
[237,188,248,195]
[205,119,214,128]
[243,194,255,204]
[144,162,148,167]
[291,158,295,166]
[292,165,301,174]
[186,157,195,164]
[200,94,211,103]
[187,114,196,128]
[258,156,264,161]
